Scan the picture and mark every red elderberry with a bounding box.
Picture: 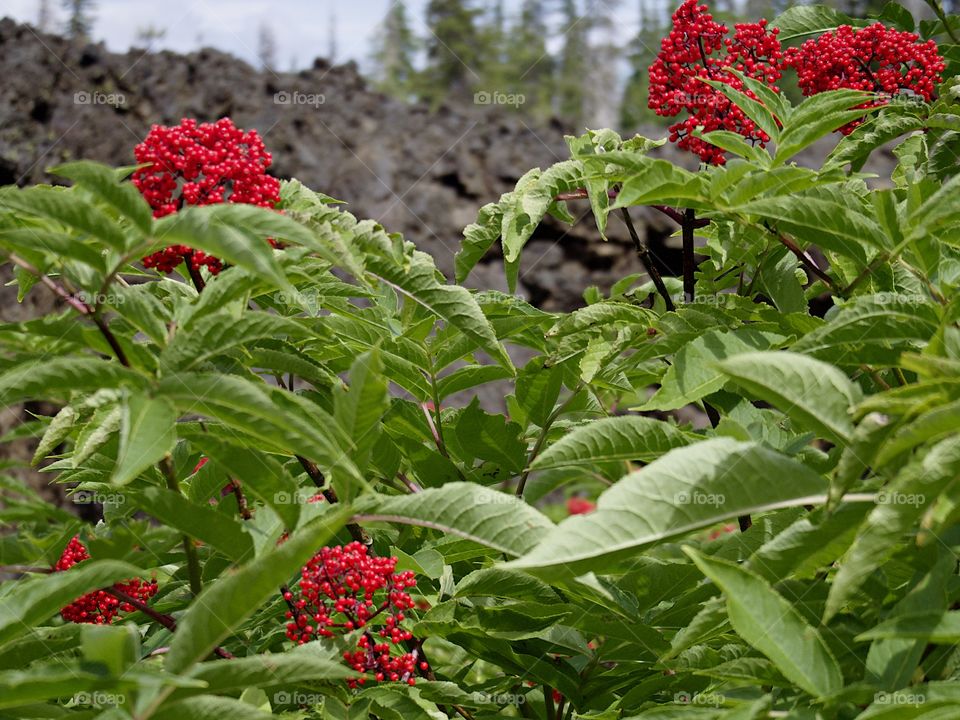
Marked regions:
[283,542,419,687]
[785,23,944,134]
[132,117,281,274]
[648,0,784,164]
[567,497,596,515]
[54,536,159,625]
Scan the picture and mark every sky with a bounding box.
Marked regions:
[3,1,643,74]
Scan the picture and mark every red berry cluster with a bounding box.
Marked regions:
[132,117,281,274]
[648,0,784,164]
[785,23,944,134]
[54,536,158,625]
[283,542,423,687]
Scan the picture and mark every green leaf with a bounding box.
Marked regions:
[363,250,511,368]
[152,695,274,720]
[0,185,128,251]
[114,392,177,486]
[0,560,146,648]
[169,644,355,700]
[333,350,389,479]
[153,205,290,289]
[858,611,960,643]
[792,295,939,367]
[131,487,254,562]
[772,5,861,42]
[685,548,844,698]
[531,415,694,470]
[50,161,153,235]
[643,328,785,411]
[164,508,349,674]
[717,351,861,445]
[825,438,960,621]
[827,112,926,172]
[875,398,960,465]
[353,483,554,557]
[775,90,877,164]
[456,202,502,283]
[0,357,146,404]
[507,439,829,578]
[499,161,583,265]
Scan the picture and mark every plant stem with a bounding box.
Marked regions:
[7,252,130,366]
[516,386,582,498]
[772,230,838,292]
[619,208,675,311]
[682,209,696,303]
[182,253,206,292]
[295,455,372,545]
[160,456,203,596]
[104,587,234,659]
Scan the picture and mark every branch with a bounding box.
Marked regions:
[295,455,371,546]
[7,252,130,366]
[771,229,839,292]
[160,456,203,596]
[104,587,234,659]
[681,209,696,304]
[619,208,675,311]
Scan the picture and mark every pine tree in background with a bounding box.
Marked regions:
[258,21,277,72]
[582,0,623,129]
[621,0,663,129]
[62,0,94,40]
[37,0,53,32]
[371,2,419,99]
[505,0,553,118]
[328,7,339,63]
[556,0,588,128]
[422,0,482,104]
[478,0,510,94]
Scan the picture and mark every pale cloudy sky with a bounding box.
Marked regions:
[3,1,642,72]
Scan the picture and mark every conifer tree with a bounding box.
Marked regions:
[371,2,419,98]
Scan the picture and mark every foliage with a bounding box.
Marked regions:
[2,3,960,719]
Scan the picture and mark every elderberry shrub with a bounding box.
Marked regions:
[1,1,959,717]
